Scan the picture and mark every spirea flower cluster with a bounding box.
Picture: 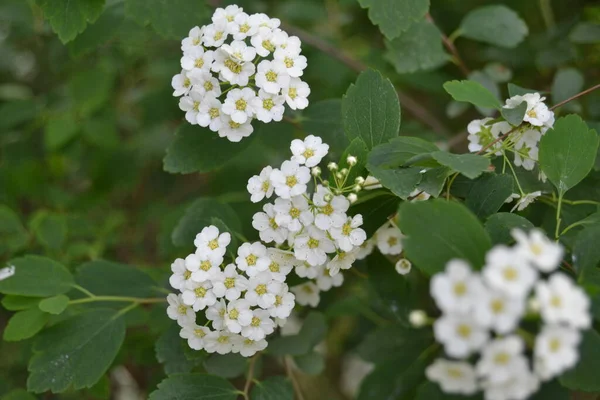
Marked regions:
[425,229,591,400]
[172,5,310,142]
[247,135,369,306]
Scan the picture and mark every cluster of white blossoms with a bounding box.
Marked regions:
[468,93,554,172]
[172,5,310,142]
[166,225,296,357]
[247,135,369,307]
[425,229,591,400]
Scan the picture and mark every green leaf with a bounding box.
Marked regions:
[3,308,49,342]
[301,99,348,157]
[501,101,527,126]
[293,352,325,375]
[431,151,490,179]
[155,325,198,375]
[0,204,29,256]
[366,250,413,320]
[459,5,528,48]
[574,225,600,278]
[417,167,453,197]
[69,66,114,117]
[368,137,439,169]
[385,19,448,74]
[358,324,433,364]
[1,295,40,311]
[539,115,599,195]
[30,211,68,250]
[44,113,80,151]
[125,0,210,40]
[172,198,241,247]
[269,312,327,356]
[484,213,534,244]
[552,68,584,105]
[366,166,423,199]
[38,295,69,315]
[529,381,570,400]
[508,83,538,97]
[443,80,502,110]
[466,174,514,218]
[1,389,37,400]
[569,22,600,44]
[0,255,74,297]
[560,328,600,391]
[468,70,501,117]
[149,374,238,400]
[27,309,126,393]
[0,100,40,131]
[164,124,257,174]
[75,260,158,298]
[36,0,105,43]
[399,200,492,275]
[68,2,124,57]
[203,353,248,379]
[250,377,294,400]
[358,0,429,39]
[339,138,369,184]
[342,69,400,149]
[349,192,400,236]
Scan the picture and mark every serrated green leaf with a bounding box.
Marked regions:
[368,137,439,169]
[68,2,124,57]
[385,19,448,74]
[417,167,452,197]
[30,211,68,250]
[1,295,40,311]
[293,352,325,375]
[38,294,69,315]
[501,101,527,126]
[149,374,238,400]
[484,213,534,244]
[431,151,490,179]
[27,309,126,393]
[3,308,49,342]
[250,376,294,400]
[459,5,528,48]
[0,204,29,256]
[560,328,600,391]
[443,80,502,110]
[164,124,257,174]
[358,0,429,39]
[75,260,158,298]
[348,191,400,236]
[155,325,198,375]
[466,174,514,218]
[366,166,423,199]
[552,68,584,105]
[399,200,492,275]
[468,70,501,117]
[36,0,105,43]
[0,255,74,297]
[342,69,400,149]
[539,115,599,195]
[203,353,247,379]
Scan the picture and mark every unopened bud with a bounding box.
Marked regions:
[327,162,338,171]
[353,185,362,193]
[339,168,348,176]
[395,258,412,275]
[528,298,540,314]
[346,155,357,166]
[322,180,329,187]
[347,193,357,203]
[409,310,428,328]
[311,167,321,177]
[355,176,365,185]
[324,193,333,202]
[336,172,343,180]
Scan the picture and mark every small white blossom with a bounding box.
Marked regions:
[472,287,525,334]
[218,114,254,142]
[236,242,271,277]
[197,95,223,131]
[230,12,259,40]
[169,258,192,291]
[476,336,528,384]
[172,70,193,97]
[534,325,581,381]
[327,250,357,276]
[252,203,288,244]
[203,21,229,48]
[194,225,231,258]
[376,226,403,255]
[509,191,542,212]
[431,259,481,314]
[241,309,275,341]
[255,60,290,94]
[274,47,307,77]
[273,195,313,232]
[181,47,214,72]
[504,93,555,128]
[295,261,321,279]
[355,239,375,260]
[290,135,329,167]
[245,272,281,309]
[251,89,285,123]
[482,245,537,298]
[250,28,279,57]
[330,215,367,252]
[312,185,349,230]
[239,338,268,357]
[512,229,563,272]
[212,47,256,86]
[269,285,295,319]
[395,258,412,275]
[316,264,344,291]
[426,359,479,395]
[178,90,204,125]
[409,310,428,328]
[204,330,240,354]
[221,87,257,124]
[434,313,489,358]
[265,249,295,282]
[206,299,227,330]
[182,280,217,311]
[212,5,243,26]
[535,273,591,329]
[188,70,222,97]
[291,282,320,307]
[224,299,253,333]
[166,293,195,325]
[270,160,311,199]
[247,166,274,203]
[181,26,204,53]
[483,364,539,400]
[282,77,310,110]
[211,264,249,301]
[294,225,336,266]
[185,252,222,283]
[179,321,211,350]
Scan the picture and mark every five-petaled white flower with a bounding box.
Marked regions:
[270,160,310,199]
[290,135,329,167]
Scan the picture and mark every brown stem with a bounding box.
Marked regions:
[426,14,470,77]
[549,83,600,111]
[242,355,259,400]
[284,357,305,400]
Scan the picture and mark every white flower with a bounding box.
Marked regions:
[212,47,256,86]
[212,5,243,26]
[290,135,329,168]
[255,60,290,94]
[204,330,240,354]
[250,28,279,57]
[426,359,479,395]
[291,282,320,307]
[535,273,591,329]
[512,229,562,272]
[273,195,313,232]
[194,225,231,258]
[218,114,254,142]
[188,70,221,97]
[363,176,382,190]
[467,117,493,153]
[505,93,554,128]
[312,185,349,230]
[510,191,542,212]
[534,325,581,381]
[179,321,211,350]
[178,90,204,125]
[221,87,257,124]
[230,12,259,40]
[473,287,525,334]
[282,77,310,110]
[265,248,295,282]
[376,226,403,255]
[482,245,537,298]
[245,272,282,309]
[239,338,268,357]
[247,166,274,203]
[482,364,539,400]
[236,242,270,277]
[166,293,195,325]
[211,264,248,301]
[197,95,223,132]
[330,215,366,251]
[181,26,204,53]
[270,160,310,199]
[408,188,431,202]
[224,299,253,333]
[295,261,321,279]
[355,239,375,260]
[203,21,229,48]
[171,70,193,97]
[294,225,336,266]
[185,252,222,283]
[252,203,288,244]
[181,47,214,72]
[0,265,15,281]
[182,280,216,311]
[251,89,285,123]
[269,285,295,319]
[169,258,192,290]
[434,313,488,358]
[206,299,227,330]
[327,250,357,276]
[431,260,481,314]
[274,47,307,78]
[395,258,412,275]
[316,264,344,291]
[241,309,275,341]
[476,336,528,384]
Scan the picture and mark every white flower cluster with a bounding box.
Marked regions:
[247,135,368,307]
[468,93,555,171]
[426,229,591,400]
[172,5,310,142]
[166,225,296,357]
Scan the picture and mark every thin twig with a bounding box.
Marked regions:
[242,355,259,400]
[549,83,600,111]
[426,14,470,77]
[284,357,305,400]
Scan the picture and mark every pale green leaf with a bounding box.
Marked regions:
[443,80,502,110]
[460,5,528,48]
[368,137,439,169]
[501,101,527,126]
[431,151,490,179]
[149,374,238,400]
[365,166,423,199]
[358,0,429,39]
[560,329,600,391]
[36,0,105,43]
[0,204,29,256]
[1,295,40,311]
[29,211,68,250]
[3,308,49,342]
[569,22,600,44]
[155,325,198,375]
[38,295,69,315]
[203,353,247,378]
[75,260,158,298]
[44,113,80,151]
[0,255,74,297]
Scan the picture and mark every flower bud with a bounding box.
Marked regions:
[347,193,357,203]
[395,258,412,275]
[346,155,357,166]
[409,310,428,328]
[311,167,321,177]
[327,162,338,171]
[339,168,348,176]
[322,180,329,187]
[324,193,333,202]
[336,172,343,180]
[353,185,362,193]
[528,298,541,314]
[355,176,365,185]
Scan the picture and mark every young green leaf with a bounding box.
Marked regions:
[29,212,68,250]
[500,100,527,126]
[484,213,534,244]
[203,353,248,378]
[125,0,210,39]
[539,115,599,195]
[342,69,400,149]
[417,167,453,197]
[365,166,423,199]
[149,374,238,400]
[431,151,490,179]
[1,295,40,311]
[75,260,158,298]
[3,308,49,342]
[443,80,502,110]
[348,192,400,236]
[399,200,492,275]
[27,309,126,393]
[368,137,439,169]
[466,174,514,218]
[459,5,528,48]
[68,2,125,57]
[250,376,294,400]
[0,256,74,297]
[38,295,69,315]
[36,0,105,43]
[358,0,429,39]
